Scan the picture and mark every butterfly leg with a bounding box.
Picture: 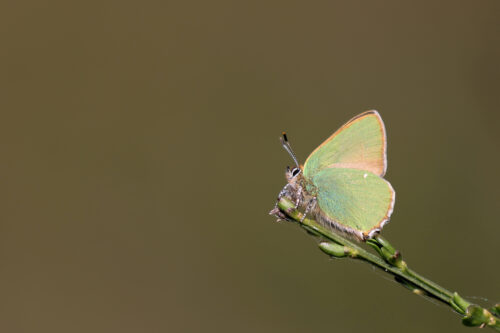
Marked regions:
[269,206,287,221]
[300,197,317,223]
[295,185,303,208]
[271,184,292,221]
[277,183,291,200]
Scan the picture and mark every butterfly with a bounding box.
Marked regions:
[274,110,395,241]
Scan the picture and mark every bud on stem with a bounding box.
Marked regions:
[319,242,357,258]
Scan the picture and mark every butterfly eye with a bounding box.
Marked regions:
[292,168,301,177]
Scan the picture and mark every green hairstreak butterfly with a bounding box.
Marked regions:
[273,110,395,241]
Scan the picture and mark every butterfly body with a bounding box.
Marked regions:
[277,110,395,241]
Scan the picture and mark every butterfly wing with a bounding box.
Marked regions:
[313,168,395,240]
[303,110,387,179]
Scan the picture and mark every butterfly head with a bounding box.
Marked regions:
[285,165,302,182]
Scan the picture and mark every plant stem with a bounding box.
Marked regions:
[274,197,500,331]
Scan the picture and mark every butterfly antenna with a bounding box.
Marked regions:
[280,132,300,168]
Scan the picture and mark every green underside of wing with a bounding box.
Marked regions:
[313,168,394,233]
[304,113,385,178]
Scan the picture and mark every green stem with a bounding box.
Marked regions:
[275,197,500,331]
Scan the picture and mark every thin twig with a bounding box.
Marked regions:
[274,197,500,331]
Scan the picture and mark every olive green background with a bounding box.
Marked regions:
[1,1,499,332]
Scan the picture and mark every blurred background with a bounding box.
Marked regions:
[1,1,499,332]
